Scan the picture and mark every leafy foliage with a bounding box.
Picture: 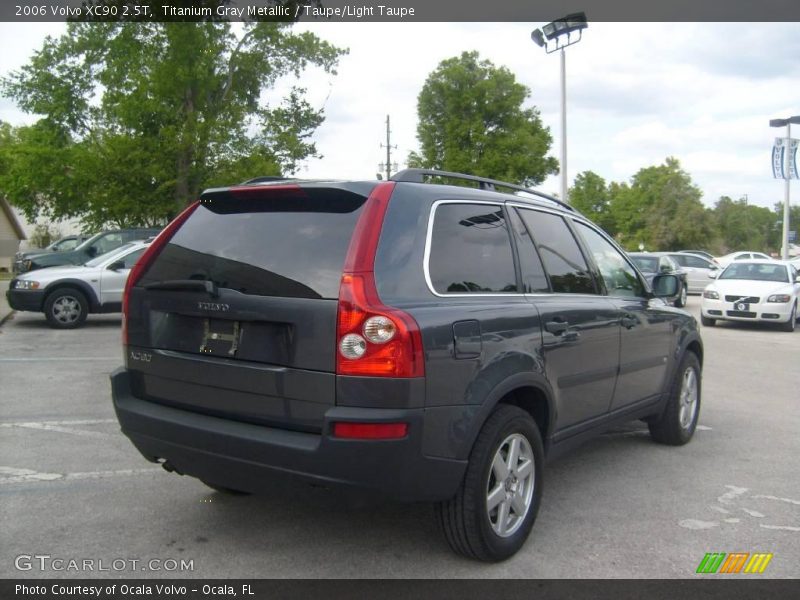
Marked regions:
[713,197,777,253]
[410,51,558,186]
[571,159,789,254]
[0,21,345,229]
[569,171,615,235]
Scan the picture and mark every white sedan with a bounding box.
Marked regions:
[701,260,800,332]
[715,251,772,268]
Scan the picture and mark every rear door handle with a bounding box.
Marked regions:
[545,320,569,335]
[621,314,637,329]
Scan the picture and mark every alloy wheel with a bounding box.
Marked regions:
[486,433,535,538]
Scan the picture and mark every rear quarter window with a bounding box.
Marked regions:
[427,203,517,294]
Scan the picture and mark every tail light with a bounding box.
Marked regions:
[122,201,200,345]
[335,182,424,378]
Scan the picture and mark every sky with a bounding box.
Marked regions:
[0,21,798,236]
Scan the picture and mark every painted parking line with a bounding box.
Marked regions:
[759,525,800,532]
[0,466,162,486]
[754,494,800,506]
[0,419,118,439]
[0,419,117,426]
[0,357,121,362]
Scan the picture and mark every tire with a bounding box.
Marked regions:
[779,303,796,332]
[201,480,251,495]
[700,315,715,327]
[649,352,701,445]
[44,287,89,329]
[436,405,544,562]
[674,284,688,308]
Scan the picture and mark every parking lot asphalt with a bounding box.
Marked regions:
[1,297,798,579]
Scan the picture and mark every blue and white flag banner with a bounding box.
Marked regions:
[772,138,785,179]
[773,137,799,180]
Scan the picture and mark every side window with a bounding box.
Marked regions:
[671,254,687,267]
[683,255,710,268]
[122,249,146,269]
[508,208,549,293]
[55,239,79,251]
[93,233,123,256]
[518,209,595,294]
[428,203,517,294]
[575,222,645,298]
[734,254,749,261]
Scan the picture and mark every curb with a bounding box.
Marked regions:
[0,310,15,327]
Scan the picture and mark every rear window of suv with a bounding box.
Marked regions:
[138,189,367,300]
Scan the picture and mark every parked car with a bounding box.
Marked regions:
[15,228,160,274]
[715,251,772,268]
[628,252,689,307]
[111,169,702,561]
[667,252,719,294]
[7,240,151,328]
[781,243,799,258]
[701,260,800,332]
[677,250,717,263]
[13,234,91,272]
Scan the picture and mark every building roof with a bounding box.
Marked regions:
[0,197,27,240]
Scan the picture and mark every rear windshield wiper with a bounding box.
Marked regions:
[143,279,218,297]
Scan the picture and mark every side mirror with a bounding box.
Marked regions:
[652,273,679,298]
[795,275,800,284]
[86,246,98,258]
[708,270,719,279]
[108,260,125,271]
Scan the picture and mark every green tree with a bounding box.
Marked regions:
[609,158,714,251]
[410,51,558,186]
[713,196,776,253]
[1,21,345,228]
[569,171,616,235]
[773,202,800,253]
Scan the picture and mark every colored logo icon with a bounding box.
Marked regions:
[696,552,773,574]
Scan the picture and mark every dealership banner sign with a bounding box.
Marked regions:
[772,138,799,179]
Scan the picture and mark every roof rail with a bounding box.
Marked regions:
[390,168,574,213]
[240,176,291,185]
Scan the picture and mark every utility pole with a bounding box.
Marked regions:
[379,114,398,180]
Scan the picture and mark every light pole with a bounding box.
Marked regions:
[770,115,800,260]
[531,12,588,204]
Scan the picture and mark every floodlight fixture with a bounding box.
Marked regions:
[770,116,800,127]
[531,29,545,48]
[533,12,587,54]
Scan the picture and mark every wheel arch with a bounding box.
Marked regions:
[43,279,99,312]
[461,373,556,460]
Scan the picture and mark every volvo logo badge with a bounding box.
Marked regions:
[198,301,230,312]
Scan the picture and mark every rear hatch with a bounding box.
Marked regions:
[125,182,376,433]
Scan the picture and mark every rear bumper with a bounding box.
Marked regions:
[111,368,466,502]
[6,288,45,312]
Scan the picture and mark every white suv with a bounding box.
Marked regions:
[6,240,151,328]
